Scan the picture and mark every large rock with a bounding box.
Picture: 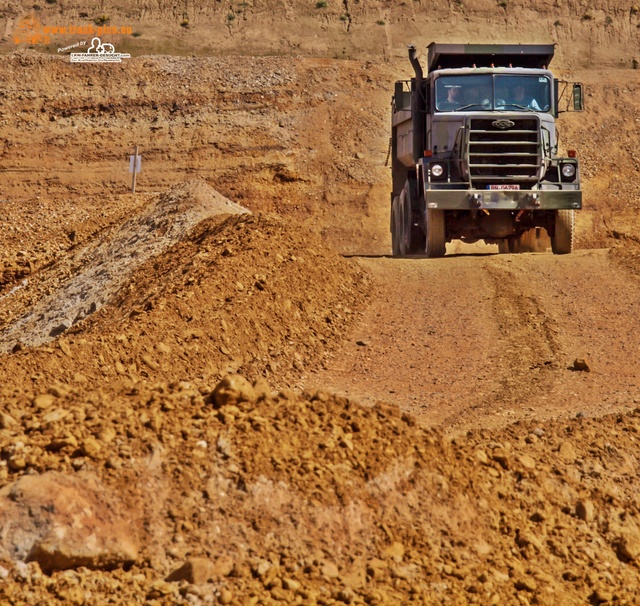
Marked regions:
[211,374,257,409]
[166,557,214,584]
[0,472,139,573]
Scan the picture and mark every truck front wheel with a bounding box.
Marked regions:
[401,184,425,255]
[551,210,574,255]
[425,209,446,258]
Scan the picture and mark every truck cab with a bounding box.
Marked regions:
[391,43,584,257]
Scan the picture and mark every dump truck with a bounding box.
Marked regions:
[390,43,584,257]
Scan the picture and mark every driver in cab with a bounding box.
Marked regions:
[507,84,541,110]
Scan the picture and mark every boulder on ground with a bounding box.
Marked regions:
[0,471,139,573]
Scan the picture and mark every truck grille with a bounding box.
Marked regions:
[466,117,541,187]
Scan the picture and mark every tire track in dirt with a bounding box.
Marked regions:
[490,249,640,422]
[303,253,505,427]
[439,258,565,428]
[304,249,640,433]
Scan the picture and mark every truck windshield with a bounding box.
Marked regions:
[436,74,551,113]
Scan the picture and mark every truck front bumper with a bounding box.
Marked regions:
[424,189,582,211]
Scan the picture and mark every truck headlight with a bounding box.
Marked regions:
[430,163,445,179]
[561,163,576,180]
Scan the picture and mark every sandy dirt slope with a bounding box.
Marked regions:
[0,180,249,352]
[4,0,640,69]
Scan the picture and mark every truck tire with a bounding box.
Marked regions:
[399,187,411,255]
[516,228,550,253]
[398,183,426,256]
[552,209,574,255]
[425,209,446,258]
[498,240,510,254]
[391,196,402,257]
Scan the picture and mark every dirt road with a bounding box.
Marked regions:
[306,247,640,433]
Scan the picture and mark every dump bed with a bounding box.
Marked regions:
[427,43,555,72]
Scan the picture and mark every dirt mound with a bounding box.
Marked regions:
[0,180,248,352]
[0,184,369,393]
[1,376,640,603]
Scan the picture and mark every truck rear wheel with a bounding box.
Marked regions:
[425,209,446,258]
[552,210,574,255]
[498,240,510,254]
[399,187,411,255]
[391,196,402,257]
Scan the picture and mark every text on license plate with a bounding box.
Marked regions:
[488,185,520,190]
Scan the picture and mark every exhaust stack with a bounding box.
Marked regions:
[408,45,425,163]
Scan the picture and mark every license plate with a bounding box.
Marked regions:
[488,184,520,190]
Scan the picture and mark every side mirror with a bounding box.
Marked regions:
[572,83,584,111]
[556,81,584,113]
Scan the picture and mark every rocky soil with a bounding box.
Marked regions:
[4,376,640,604]
[1,3,640,605]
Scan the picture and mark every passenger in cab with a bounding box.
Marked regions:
[440,85,462,110]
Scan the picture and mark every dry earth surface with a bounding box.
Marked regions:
[0,2,640,605]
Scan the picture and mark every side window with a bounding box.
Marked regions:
[534,78,551,111]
